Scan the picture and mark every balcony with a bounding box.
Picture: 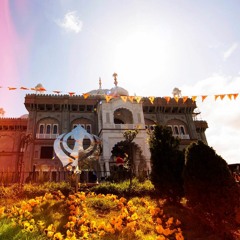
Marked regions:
[103,124,145,130]
[36,134,59,139]
[173,134,190,139]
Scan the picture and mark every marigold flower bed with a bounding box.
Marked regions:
[0,191,184,239]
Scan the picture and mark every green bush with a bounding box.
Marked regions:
[148,125,185,201]
[24,182,72,197]
[184,141,240,228]
[91,178,155,197]
[0,182,73,200]
[87,196,118,212]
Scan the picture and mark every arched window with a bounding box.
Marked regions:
[174,126,179,135]
[39,124,45,134]
[46,124,51,134]
[114,108,133,124]
[180,126,185,135]
[167,125,173,132]
[53,124,58,134]
[86,124,91,133]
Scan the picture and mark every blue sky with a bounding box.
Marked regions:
[1,0,240,164]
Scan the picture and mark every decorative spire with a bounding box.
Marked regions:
[113,72,118,86]
[99,77,102,89]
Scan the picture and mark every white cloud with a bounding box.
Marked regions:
[223,42,238,61]
[181,74,240,164]
[56,11,83,33]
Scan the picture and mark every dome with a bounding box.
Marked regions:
[109,86,129,97]
[20,114,29,119]
[88,88,109,96]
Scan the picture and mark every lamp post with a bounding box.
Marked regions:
[18,133,33,187]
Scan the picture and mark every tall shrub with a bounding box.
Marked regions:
[149,125,184,201]
[184,141,240,226]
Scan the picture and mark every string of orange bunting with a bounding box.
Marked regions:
[0,85,239,104]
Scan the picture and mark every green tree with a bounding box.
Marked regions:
[111,129,139,184]
[184,141,240,232]
[148,125,184,201]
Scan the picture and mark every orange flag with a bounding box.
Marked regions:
[149,96,155,104]
[8,87,17,90]
[68,92,75,96]
[20,87,29,90]
[233,93,238,100]
[164,96,171,103]
[53,90,61,94]
[30,88,36,91]
[191,96,197,102]
[128,96,135,102]
[105,95,113,103]
[227,94,232,100]
[214,95,220,101]
[174,96,179,103]
[38,87,46,92]
[83,93,90,99]
[135,96,142,103]
[183,96,188,103]
[120,96,128,102]
[220,94,225,100]
[202,95,207,102]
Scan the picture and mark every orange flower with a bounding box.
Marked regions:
[156,217,162,225]
[99,230,105,236]
[165,217,174,228]
[176,231,185,240]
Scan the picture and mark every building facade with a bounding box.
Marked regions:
[0,75,208,182]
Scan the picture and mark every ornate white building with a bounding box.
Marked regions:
[0,73,208,182]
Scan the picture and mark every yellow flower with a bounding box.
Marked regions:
[27,224,35,232]
[0,207,5,216]
[45,224,56,236]
[90,220,97,231]
[66,230,77,240]
[105,223,115,234]
[53,232,64,240]
[127,200,133,207]
[129,206,137,212]
[23,221,30,230]
[37,220,46,231]
[131,212,138,221]
[98,221,106,231]
[47,231,54,238]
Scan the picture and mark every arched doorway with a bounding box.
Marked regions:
[109,141,148,181]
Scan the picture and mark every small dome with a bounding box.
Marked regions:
[20,114,29,119]
[88,88,109,96]
[110,86,129,97]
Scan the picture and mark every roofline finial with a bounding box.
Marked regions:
[113,72,118,86]
[99,77,102,89]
